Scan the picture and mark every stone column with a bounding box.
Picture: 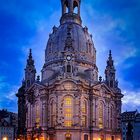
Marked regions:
[69,0,73,13]
[41,96,47,127]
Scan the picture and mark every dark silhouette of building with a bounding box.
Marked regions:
[121,110,140,140]
[0,109,18,140]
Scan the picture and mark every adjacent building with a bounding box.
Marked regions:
[0,109,18,140]
[16,0,123,140]
[121,110,140,140]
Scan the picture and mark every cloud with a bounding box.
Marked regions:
[6,88,18,101]
[122,90,140,112]
[0,85,18,113]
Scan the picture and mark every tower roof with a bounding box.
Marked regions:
[25,49,36,73]
[26,49,35,66]
[60,0,82,25]
[107,50,114,68]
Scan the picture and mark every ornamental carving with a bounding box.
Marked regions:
[64,24,74,52]
[27,92,35,104]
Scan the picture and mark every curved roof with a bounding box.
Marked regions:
[45,23,96,66]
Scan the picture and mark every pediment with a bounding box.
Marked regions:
[26,83,47,104]
[93,82,115,97]
[55,80,78,91]
[27,82,46,93]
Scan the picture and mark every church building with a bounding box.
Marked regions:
[16,0,123,140]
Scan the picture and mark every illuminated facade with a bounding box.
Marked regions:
[16,0,123,140]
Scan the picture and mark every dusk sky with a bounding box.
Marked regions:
[0,0,140,113]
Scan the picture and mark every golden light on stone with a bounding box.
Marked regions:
[64,82,72,90]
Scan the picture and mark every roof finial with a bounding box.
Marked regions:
[107,50,114,67]
[109,50,112,59]
[29,48,32,58]
[27,48,34,66]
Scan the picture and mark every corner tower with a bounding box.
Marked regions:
[25,49,36,89]
[105,50,118,88]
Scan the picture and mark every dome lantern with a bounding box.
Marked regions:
[60,0,82,25]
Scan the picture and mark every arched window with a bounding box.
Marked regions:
[64,96,73,127]
[99,102,103,128]
[66,6,69,13]
[73,1,78,14]
[51,100,55,127]
[82,116,87,127]
[84,134,88,140]
[110,80,113,88]
[48,42,53,54]
[65,133,71,140]
[35,104,40,128]
[82,100,87,114]
[67,65,71,73]
[89,43,92,54]
[74,6,78,14]
[86,42,89,53]
[64,0,69,13]
[86,40,92,54]
[27,80,30,87]
[82,100,87,127]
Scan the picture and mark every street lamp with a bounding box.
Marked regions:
[2,137,8,140]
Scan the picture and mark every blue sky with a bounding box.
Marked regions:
[0,0,140,113]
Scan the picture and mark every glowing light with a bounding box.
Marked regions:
[98,138,101,140]
[35,138,38,140]
[2,137,8,140]
[64,83,72,90]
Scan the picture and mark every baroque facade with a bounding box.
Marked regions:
[16,0,123,140]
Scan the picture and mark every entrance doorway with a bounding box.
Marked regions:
[50,135,54,140]
[111,136,115,140]
[65,133,71,140]
[84,134,88,140]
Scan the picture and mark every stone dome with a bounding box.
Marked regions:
[45,23,96,66]
[42,0,98,83]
